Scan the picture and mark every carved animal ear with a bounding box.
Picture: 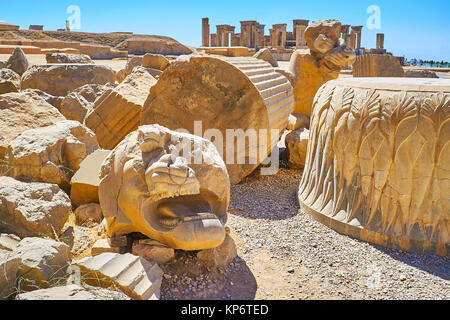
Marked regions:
[314,34,334,54]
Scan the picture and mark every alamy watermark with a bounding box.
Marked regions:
[67,5,81,30]
[366,5,381,30]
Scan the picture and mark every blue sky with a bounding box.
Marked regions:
[2,0,449,61]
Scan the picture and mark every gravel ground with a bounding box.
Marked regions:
[160,167,449,300]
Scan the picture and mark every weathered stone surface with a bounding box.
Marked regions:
[118,36,193,56]
[85,67,157,149]
[74,203,103,225]
[21,89,64,109]
[286,128,309,169]
[6,47,28,76]
[59,92,91,123]
[0,60,5,68]
[141,56,294,184]
[116,68,126,83]
[197,234,237,269]
[0,68,20,94]
[73,253,163,300]
[99,125,230,251]
[124,56,143,77]
[72,83,115,103]
[0,233,21,251]
[298,78,450,257]
[91,239,120,256]
[132,241,175,264]
[0,92,65,161]
[0,249,20,299]
[70,149,111,207]
[286,113,310,131]
[352,54,405,77]
[21,64,115,96]
[15,284,130,300]
[253,48,278,67]
[405,69,439,78]
[0,177,71,238]
[46,53,94,64]
[142,53,170,71]
[7,120,99,190]
[13,237,71,291]
[288,20,356,116]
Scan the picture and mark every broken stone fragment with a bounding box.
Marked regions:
[91,239,120,256]
[15,284,130,300]
[0,249,21,299]
[46,53,94,64]
[73,253,163,300]
[0,177,71,239]
[142,53,170,71]
[0,68,20,94]
[7,120,99,190]
[253,48,278,67]
[74,203,104,226]
[197,234,237,269]
[286,128,309,169]
[70,149,111,207]
[132,240,175,264]
[6,47,28,76]
[13,237,71,292]
[0,233,21,251]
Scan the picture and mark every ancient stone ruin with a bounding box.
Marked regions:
[298,78,450,256]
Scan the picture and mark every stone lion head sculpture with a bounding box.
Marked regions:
[99,124,230,251]
[305,19,356,71]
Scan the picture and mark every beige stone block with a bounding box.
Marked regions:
[73,253,163,300]
[0,233,21,251]
[91,239,120,256]
[70,150,111,207]
[132,241,174,264]
[0,249,20,299]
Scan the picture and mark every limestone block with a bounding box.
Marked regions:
[21,89,64,109]
[352,54,405,77]
[59,92,91,123]
[15,284,130,300]
[85,67,157,149]
[72,83,115,103]
[46,53,94,64]
[298,78,450,256]
[141,55,294,184]
[73,253,163,300]
[70,150,111,207]
[286,128,309,169]
[132,241,175,264]
[99,125,230,251]
[61,226,91,255]
[116,68,126,83]
[0,233,21,251]
[13,238,71,291]
[6,47,28,75]
[0,68,20,94]
[0,92,65,160]
[0,249,20,299]
[142,53,170,71]
[405,69,439,78]
[121,37,193,56]
[74,203,104,225]
[197,234,237,269]
[286,113,310,131]
[124,56,143,77]
[0,177,71,238]
[7,120,99,190]
[91,239,120,256]
[253,48,278,67]
[21,64,115,96]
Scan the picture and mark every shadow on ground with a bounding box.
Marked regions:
[160,251,257,300]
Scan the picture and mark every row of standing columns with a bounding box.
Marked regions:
[202,18,310,49]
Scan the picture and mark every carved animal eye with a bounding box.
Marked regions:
[140,138,161,153]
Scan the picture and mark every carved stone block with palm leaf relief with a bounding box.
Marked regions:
[298,78,450,256]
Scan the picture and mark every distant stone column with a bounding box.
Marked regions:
[293,20,309,47]
[66,20,70,32]
[202,18,210,47]
[341,25,350,45]
[210,34,217,47]
[351,26,363,49]
[376,33,384,49]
